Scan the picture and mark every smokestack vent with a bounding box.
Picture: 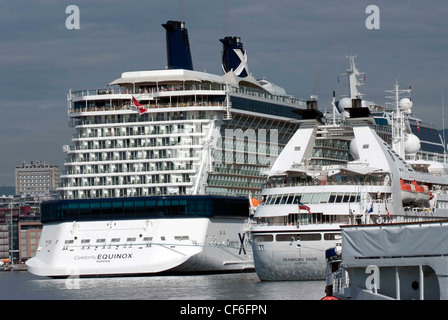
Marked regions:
[220,36,249,77]
[162,21,193,70]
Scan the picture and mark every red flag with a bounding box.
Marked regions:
[298,202,311,214]
[132,96,142,107]
[138,106,147,114]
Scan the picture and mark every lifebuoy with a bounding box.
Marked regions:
[321,180,327,185]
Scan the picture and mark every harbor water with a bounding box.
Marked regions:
[0,270,325,300]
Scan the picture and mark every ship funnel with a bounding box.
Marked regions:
[220,36,249,77]
[162,20,193,70]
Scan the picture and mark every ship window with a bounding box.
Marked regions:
[320,193,331,203]
[253,235,273,242]
[274,196,282,204]
[143,237,153,241]
[286,194,295,204]
[174,236,190,241]
[298,233,322,241]
[264,195,272,205]
[81,239,90,244]
[324,233,341,241]
[64,240,74,244]
[96,239,106,243]
[276,234,299,241]
[126,238,136,242]
[310,193,321,204]
[111,238,120,242]
[300,193,312,204]
[280,195,288,204]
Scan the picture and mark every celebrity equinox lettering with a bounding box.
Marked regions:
[98,253,133,260]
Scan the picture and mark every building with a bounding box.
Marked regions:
[15,161,60,196]
[0,196,42,263]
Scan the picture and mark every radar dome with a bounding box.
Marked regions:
[405,133,421,154]
[399,98,413,110]
[337,97,352,113]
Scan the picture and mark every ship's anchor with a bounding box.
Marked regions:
[238,233,246,255]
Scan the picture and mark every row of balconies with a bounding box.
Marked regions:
[61,163,196,176]
[70,139,201,152]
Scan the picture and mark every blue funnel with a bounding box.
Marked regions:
[162,21,193,70]
[220,36,249,77]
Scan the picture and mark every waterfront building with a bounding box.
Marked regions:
[15,161,60,196]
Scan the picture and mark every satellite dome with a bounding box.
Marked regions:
[399,98,413,110]
[349,138,359,160]
[405,133,421,154]
[337,97,352,113]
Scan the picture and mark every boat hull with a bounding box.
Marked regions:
[251,226,341,281]
[26,217,253,277]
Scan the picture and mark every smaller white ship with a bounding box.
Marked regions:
[325,220,448,300]
[251,57,448,281]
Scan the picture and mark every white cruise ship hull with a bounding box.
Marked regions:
[251,225,341,281]
[27,217,253,277]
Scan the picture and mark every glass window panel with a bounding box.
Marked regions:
[320,193,331,203]
[300,193,312,204]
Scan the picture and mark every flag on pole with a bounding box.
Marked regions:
[138,106,148,114]
[415,119,420,134]
[368,203,374,214]
[298,202,311,214]
[132,96,142,107]
[132,96,147,114]
[385,203,391,221]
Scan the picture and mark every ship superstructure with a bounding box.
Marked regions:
[26,21,306,277]
[250,57,448,281]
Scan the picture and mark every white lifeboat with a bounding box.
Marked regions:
[400,179,417,204]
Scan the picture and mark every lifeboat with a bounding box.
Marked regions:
[412,181,430,206]
[400,179,417,204]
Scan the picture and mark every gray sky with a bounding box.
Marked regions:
[1,0,448,186]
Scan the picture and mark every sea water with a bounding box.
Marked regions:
[0,271,325,300]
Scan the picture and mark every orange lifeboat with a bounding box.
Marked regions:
[400,179,417,204]
[412,181,430,206]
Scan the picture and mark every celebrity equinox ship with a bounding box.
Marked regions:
[251,57,448,281]
[26,21,306,277]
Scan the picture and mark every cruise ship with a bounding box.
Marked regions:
[250,57,448,281]
[26,21,307,277]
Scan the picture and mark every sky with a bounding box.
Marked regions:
[1,0,448,187]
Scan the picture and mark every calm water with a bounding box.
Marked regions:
[0,271,325,300]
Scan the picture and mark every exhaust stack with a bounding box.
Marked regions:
[220,36,249,77]
[162,21,193,70]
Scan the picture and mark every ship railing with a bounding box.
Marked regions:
[331,269,349,295]
[68,100,226,114]
[68,83,304,112]
[406,151,448,164]
[265,178,391,188]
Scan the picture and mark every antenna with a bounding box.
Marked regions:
[337,55,366,99]
[443,93,446,161]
